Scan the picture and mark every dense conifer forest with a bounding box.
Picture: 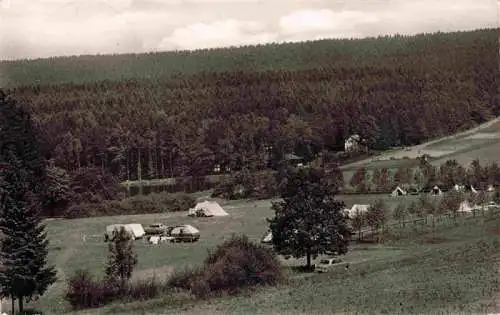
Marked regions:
[1,28,498,184]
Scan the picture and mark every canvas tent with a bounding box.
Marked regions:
[261,231,273,244]
[346,204,370,219]
[457,201,473,213]
[487,185,495,192]
[188,201,229,217]
[105,223,145,241]
[430,185,443,196]
[391,186,407,196]
[453,184,465,192]
[124,223,146,239]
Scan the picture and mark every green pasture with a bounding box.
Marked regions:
[22,194,500,314]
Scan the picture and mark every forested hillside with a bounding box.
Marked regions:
[3,28,498,184]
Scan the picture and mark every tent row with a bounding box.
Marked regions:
[389,184,496,197]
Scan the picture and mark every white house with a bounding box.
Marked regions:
[344,134,367,153]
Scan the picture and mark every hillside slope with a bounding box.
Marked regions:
[0,28,497,88]
[3,28,498,188]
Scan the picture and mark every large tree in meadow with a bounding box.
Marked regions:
[268,167,351,269]
[0,91,57,313]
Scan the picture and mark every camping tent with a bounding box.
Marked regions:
[188,201,229,217]
[124,223,145,239]
[261,231,273,244]
[391,186,407,196]
[453,184,465,192]
[430,186,443,195]
[487,185,495,192]
[457,201,473,213]
[105,223,145,241]
[346,204,370,219]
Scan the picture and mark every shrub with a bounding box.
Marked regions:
[66,269,170,310]
[123,277,169,301]
[168,235,284,298]
[65,269,119,309]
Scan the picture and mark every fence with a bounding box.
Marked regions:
[353,207,500,241]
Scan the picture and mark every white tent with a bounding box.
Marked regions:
[171,224,200,236]
[457,201,473,213]
[105,223,145,240]
[487,185,495,192]
[391,186,407,196]
[124,223,145,239]
[261,231,273,244]
[346,204,370,219]
[453,184,465,192]
[188,201,229,217]
[430,186,443,195]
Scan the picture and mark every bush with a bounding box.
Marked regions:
[66,269,170,310]
[168,235,283,298]
[65,269,119,309]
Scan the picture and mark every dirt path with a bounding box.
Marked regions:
[340,117,500,170]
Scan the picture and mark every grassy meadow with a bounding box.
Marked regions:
[341,117,500,184]
[15,193,500,315]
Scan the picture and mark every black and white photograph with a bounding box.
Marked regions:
[0,0,499,314]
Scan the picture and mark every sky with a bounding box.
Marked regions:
[0,0,497,60]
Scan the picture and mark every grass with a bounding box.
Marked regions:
[69,212,500,315]
[19,194,500,314]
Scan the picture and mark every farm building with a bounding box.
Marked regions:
[188,201,229,217]
[391,186,407,196]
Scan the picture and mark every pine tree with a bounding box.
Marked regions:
[105,227,138,288]
[0,91,57,313]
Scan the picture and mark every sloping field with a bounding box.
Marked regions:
[68,210,500,315]
[341,117,500,172]
[19,194,496,314]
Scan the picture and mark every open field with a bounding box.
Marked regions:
[70,207,500,315]
[340,117,500,183]
[10,193,498,314]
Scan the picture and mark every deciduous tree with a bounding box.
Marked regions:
[105,227,138,288]
[268,167,351,270]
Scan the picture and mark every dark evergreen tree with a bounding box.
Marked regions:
[0,91,57,313]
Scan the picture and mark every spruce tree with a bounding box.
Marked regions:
[0,91,57,313]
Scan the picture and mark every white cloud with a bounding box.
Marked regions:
[0,0,496,60]
[158,19,277,50]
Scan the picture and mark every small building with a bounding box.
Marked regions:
[344,134,367,153]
